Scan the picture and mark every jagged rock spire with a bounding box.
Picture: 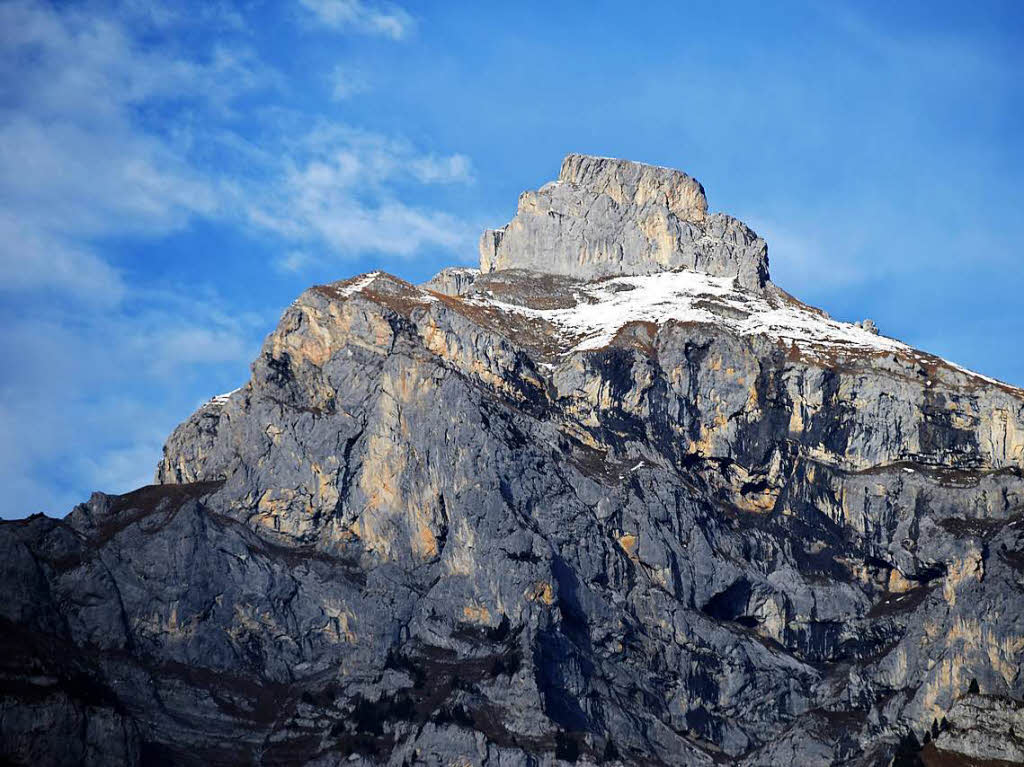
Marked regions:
[479,153,770,290]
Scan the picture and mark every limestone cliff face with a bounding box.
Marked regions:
[479,154,769,291]
[3,155,1024,767]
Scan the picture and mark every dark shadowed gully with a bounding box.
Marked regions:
[3,156,1024,766]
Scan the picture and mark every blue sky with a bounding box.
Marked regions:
[1,0,1022,517]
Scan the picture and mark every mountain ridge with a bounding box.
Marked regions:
[2,154,1023,766]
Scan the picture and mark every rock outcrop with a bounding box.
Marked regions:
[480,154,770,291]
[2,155,1023,767]
[929,694,1024,764]
[422,265,479,297]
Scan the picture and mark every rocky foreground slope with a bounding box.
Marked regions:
[3,155,1024,766]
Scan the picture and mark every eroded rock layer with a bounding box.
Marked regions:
[2,155,1023,767]
[479,154,770,291]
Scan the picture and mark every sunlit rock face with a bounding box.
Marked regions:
[479,153,770,291]
[3,156,1024,767]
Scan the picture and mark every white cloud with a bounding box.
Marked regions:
[0,0,475,516]
[298,0,414,39]
[247,124,475,260]
[0,1,248,307]
[0,2,472,283]
[0,289,263,516]
[289,123,475,184]
[408,153,475,184]
[0,212,125,305]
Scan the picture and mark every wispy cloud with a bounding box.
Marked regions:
[0,0,469,517]
[247,124,475,259]
[0,0,459,298]
[0,212,125,304]
[275,250,316,273]
[0,0,249,307]
[0,283,264,516]
[330,65,370,100]
[408,153,475,185]
[298,0,414,39]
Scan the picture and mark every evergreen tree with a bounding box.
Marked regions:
[892,732,924,767]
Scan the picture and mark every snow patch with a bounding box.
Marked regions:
[203,388,240,409]
[468,270,1017,391]
[476,270,905,355]
[337,271,382,298]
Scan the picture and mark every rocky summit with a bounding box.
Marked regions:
[3,155,1024,767]
[478,154,769,291]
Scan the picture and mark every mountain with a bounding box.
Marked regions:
[3,154,1024,766]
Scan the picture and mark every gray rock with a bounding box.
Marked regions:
[480,154,770,291]
[422,266,479,296]
[931,694,1024,763]
[2,156,1023,766]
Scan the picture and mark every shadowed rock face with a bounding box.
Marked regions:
[479,154,770,291]
[3,156,1024,767]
